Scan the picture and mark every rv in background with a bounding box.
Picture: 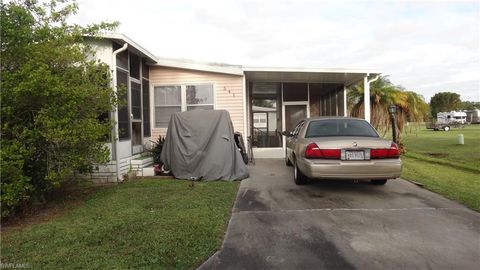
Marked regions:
[465,109,480,124]
[437,111,467,124]
[426,111,467,131]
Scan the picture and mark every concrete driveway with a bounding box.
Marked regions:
[199,159,480,270]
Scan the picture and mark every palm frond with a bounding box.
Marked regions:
[347,76,429,141]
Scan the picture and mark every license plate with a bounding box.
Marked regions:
[345,150,365,160]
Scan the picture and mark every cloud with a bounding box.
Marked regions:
[70,0,480,101]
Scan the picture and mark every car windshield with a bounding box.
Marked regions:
[305,119,379,138]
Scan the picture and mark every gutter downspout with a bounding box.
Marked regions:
[242,75,248,148]
[363,74,380,123]
[112,43,128,182]
[369,75,380,84]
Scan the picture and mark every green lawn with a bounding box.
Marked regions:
[400,124,480,211]
[1,179,239,269]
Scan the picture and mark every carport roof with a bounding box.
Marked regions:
[244,67,381,86]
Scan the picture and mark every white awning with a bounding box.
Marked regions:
[244,67,381,86]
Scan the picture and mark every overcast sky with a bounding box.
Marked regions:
[71,0,480,102]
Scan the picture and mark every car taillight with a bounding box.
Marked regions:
[370,142,400,159]
[305,143,341,159]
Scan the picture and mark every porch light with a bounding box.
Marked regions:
[388,104,397,115]
[388,104,397,144]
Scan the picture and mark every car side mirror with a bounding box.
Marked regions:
[281,131,293,137]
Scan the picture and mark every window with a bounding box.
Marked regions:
[305,119,379,138]
[154,84,214,127]
[131,82,141,119]
[292,121,305,137]
[142,59,149,79]
[129,54,140,80]
[154,86,182,127]
[253,113,267,128]
[186,85,214,111]
[117,70,130,140]
[143,79,151,137]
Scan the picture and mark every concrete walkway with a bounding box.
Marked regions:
[199,159,480,270]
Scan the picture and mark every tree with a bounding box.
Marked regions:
[348,76,429,144]
[459,101,480,110]
[430,92,461,118]
[1,0,118,217]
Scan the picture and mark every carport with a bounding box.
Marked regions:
[243,67,380,158]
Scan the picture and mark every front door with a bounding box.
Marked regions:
[283,102,309,151]
[284,103,308,132]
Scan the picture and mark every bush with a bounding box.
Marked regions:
[151,135,165,165]
[0,141,32,217]
[0,0,117,217]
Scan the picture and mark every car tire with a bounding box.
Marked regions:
[294,159,308,185]
[285,150,292,166]
[443,126,450,131]
[371,179,387,185]
[241,152,249,164]
[160,164,171,176]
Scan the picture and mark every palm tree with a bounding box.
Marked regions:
[348,76,428,144]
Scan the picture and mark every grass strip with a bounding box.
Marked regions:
[401,156,480,211]
[404,152,480,174]
[1,179,239,269]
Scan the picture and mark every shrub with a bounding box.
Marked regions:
[0,0,117,217]
[151,135,165,165]
[0,141,32,217]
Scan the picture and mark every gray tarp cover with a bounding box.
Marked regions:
[160,110,249,181]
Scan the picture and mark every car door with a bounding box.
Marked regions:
[286,120,305,160]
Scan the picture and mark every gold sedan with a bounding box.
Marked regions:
[285,117,402,185]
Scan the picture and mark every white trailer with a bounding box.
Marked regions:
[437,111,467,124]
[426,111,467,131]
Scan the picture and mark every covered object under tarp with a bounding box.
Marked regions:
[160,110,249,181]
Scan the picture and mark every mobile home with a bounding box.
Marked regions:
[88,33,381,181]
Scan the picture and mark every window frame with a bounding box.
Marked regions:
[130,80,142,120]
[117,67,130,141]
[153,83,216,128]
[142,78,151,137]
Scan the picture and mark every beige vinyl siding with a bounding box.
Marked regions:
[149,66,245,138]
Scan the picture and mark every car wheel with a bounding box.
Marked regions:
[443,126,450,131]
[285,150,292,166]
[371,179,387,185]
[160,164,171,176]
[294,159,307,185]
[241,152,249,164]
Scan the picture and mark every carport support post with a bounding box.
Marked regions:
[364,75,370,123]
